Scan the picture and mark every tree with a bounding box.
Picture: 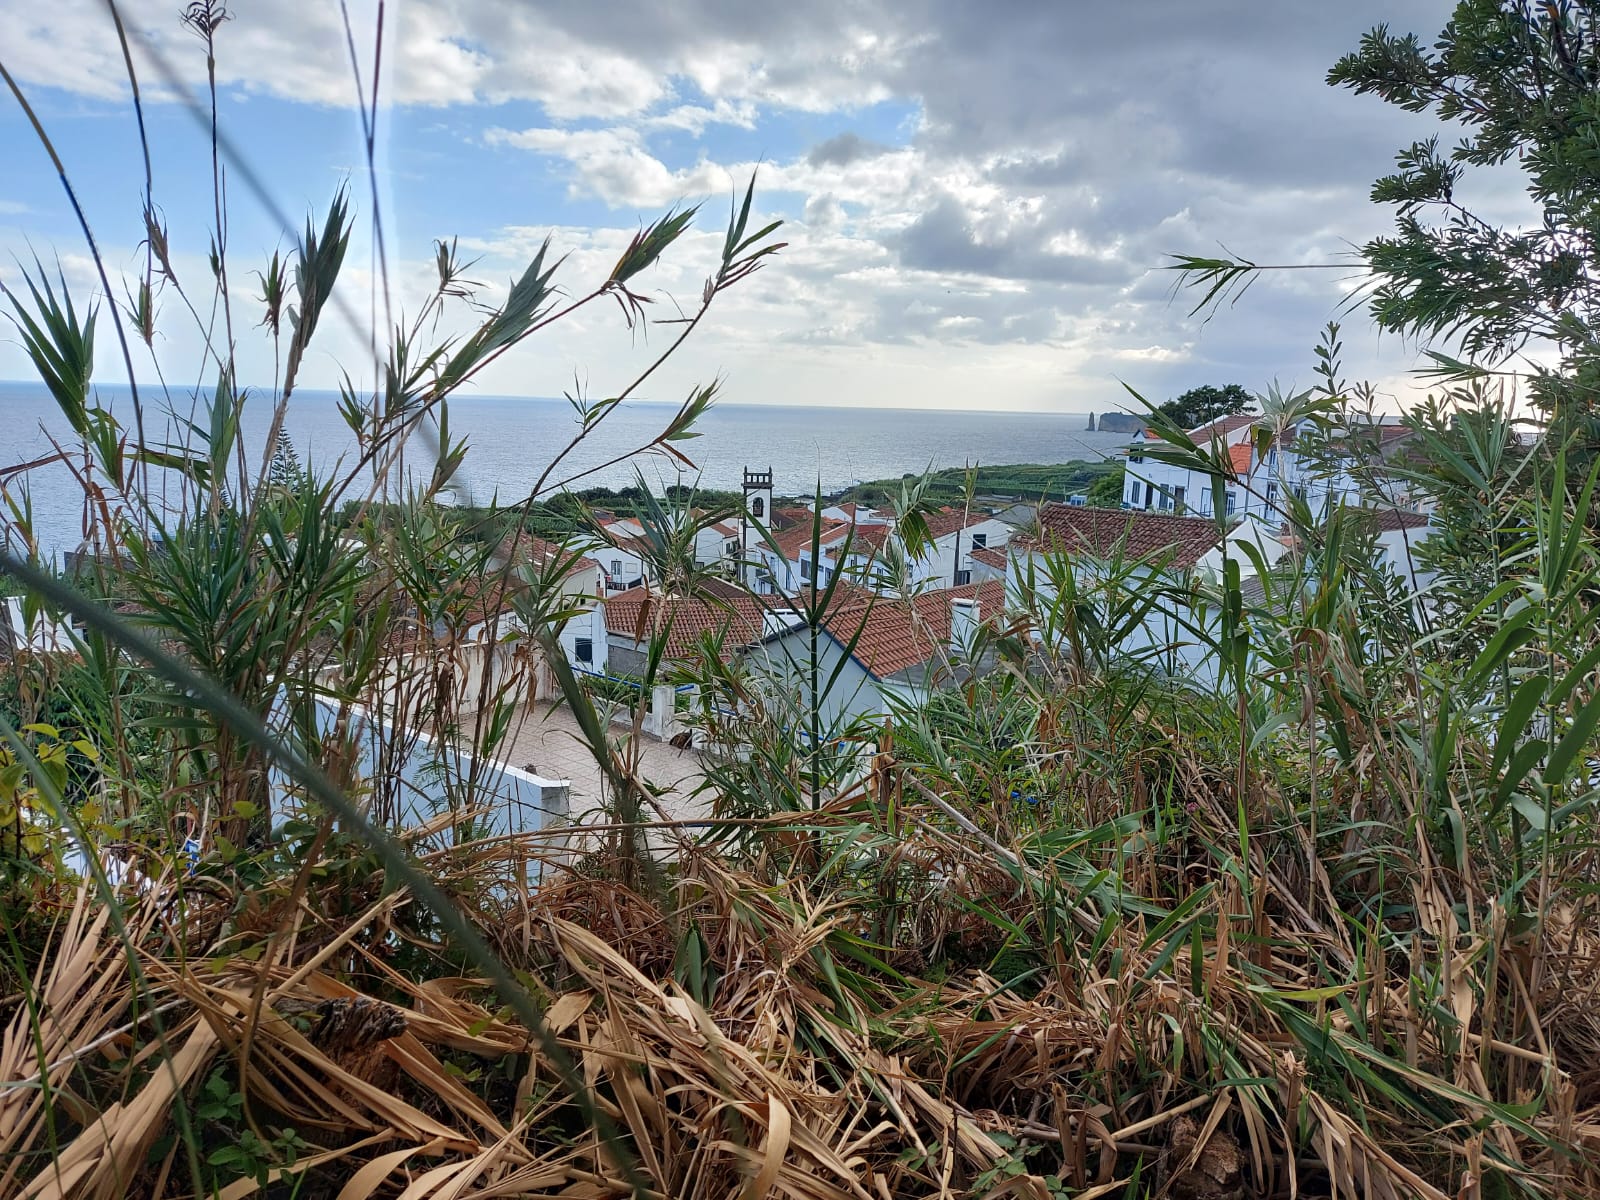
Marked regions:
[267,429,306,490]
[1325,7,1600,431]
[1157,383,1254,430]
[1331,3,1600,493]
[1180,4,1600,453]
[1086,464,1125,507]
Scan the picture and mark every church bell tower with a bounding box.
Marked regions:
[741,467,774,592]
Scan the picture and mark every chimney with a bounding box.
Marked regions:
[950,596,978,655]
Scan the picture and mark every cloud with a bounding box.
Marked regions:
[485,126,714,207]
[896,191,1133,286]
[807,132,892,167]
[0,0,1465,410]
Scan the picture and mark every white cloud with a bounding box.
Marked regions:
[0,0,1471,411]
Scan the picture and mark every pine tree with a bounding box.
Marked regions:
[268,430,306,490]
[1325,3,1600,445]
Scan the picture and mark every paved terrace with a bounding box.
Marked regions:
[499,700,711,835]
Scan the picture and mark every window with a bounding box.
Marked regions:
[1173,486,1185,513]
[1265,482,1279,506]
[1144,482,1154,508]
[1158,488,1173,511]
[971,532,987,549]
[610,558,623,577]
[1267,447,1278,470]
[954,570,972,585]
[574,637,592,664]
[750,496,765,518]
[1225,491,1238,515]
[1293,482,1306,501]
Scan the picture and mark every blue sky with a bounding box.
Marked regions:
[0,0,1475,413]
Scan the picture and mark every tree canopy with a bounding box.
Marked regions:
[1157,383,1255,430]
[1329,2,1600,442]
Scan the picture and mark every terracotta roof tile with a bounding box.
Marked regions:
[923,509,994,539]
[1025,503,1221,569]
[970,545,1008,569]
[1188,413,1257,442]
[823,579,1005,680]
[1227,442,1255,475]
[847,524,893,552]
[771,517,853,559]
[1349,506,1431,533]
[1326,423,1413,458]
[495,533,598,577]
[604,586,773,663]
[772,506,814,529]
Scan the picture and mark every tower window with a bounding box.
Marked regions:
[751,497,765,518]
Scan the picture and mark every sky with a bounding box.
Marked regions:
[0,0,1501,415]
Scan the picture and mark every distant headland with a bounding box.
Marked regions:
[1087,411,1142,434]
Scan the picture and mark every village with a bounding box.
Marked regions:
[9,2,1600,1190]
[350,409,1441,832]
[0,407,1441,843]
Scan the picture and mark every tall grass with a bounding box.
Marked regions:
[1,8,1599,1199]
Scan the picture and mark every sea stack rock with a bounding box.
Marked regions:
[1096,412,1144,434]
[1085,412,1096,431]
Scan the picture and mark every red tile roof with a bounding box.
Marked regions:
[1025,504,1221,569]
[822,580,1006,680]
[495,533,598,577]
[771,517,853,559]
[1326,423,1413,457]
[923,508,994,539]
[1188,414,1257,442]
[970,545,1008,569]
[1350,506,1431,533]
[772,506,814,529]
[455,576,520,629]
[847,524,893,552]
[604,586,773,662]
[1227,442,1255,475]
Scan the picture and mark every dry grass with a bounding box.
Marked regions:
[4,776,1598,1200]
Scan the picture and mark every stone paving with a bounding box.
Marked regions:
[498,700,710,830]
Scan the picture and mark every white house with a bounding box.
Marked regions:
[748,580,1006,727]
[1005,503,1234,683]
[485,533,610,674]
[1122,414,1268,518]
[1,596,76,657]
[752,506,1013,597]
[1342,505,1435,595]
[591,518,653,593]
[1123,414,1426,521]
[693,518,742,569]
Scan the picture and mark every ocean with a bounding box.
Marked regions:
[0,380,1132,561]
